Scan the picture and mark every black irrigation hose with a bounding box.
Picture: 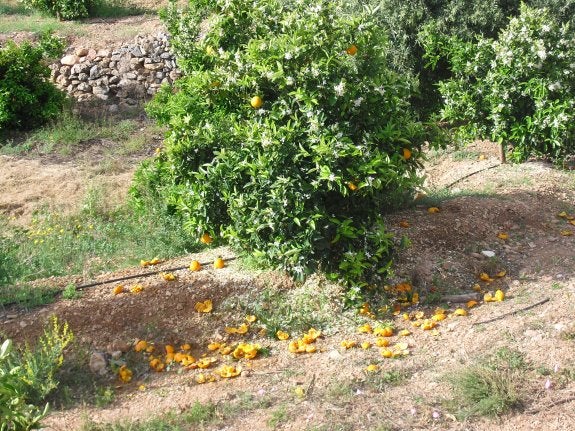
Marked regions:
[1,256,239,309]
[75,256,237,290]
[444,163,501,189]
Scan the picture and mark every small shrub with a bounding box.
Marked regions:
[0,317,73,431]
[136,0,430,297]
[0,34,65,133]
[20,0,90,20]
[424,4,575,162]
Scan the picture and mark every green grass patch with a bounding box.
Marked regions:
[88,0,152,18]
[0,191,196,304]
[0,13,82,38]
[80,393,272,430]
[0,1,30,15]
[1,113,158,157]
[445,348,526,419]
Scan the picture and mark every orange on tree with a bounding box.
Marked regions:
[250,96,263,108]
[346,44,358,55]
[200,233,213,244]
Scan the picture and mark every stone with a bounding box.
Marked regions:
[97,49,111,58]
[89,65,101,79]
[328,349,344,361]
[6,314,17,320]
[92,85,109,95]
[481,250,496,258]
[125,72,137,80]
[94,93,109,101]
[71,63,90,75]
[61,54,79,66]
[111,351,122,360]
[109,75,120,85]
[89,352,107,375]
[75,47,89,57]
[108,104,119,113]
[56,75,70,86]
[77,83,92,92]
[87,48,97,59]
[131,46,145,57]
[59,65,71,75]
[78,72,89,82]
[160,52,172,59]
[144,62,164,71]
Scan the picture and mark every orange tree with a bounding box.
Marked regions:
[133,0,433,301]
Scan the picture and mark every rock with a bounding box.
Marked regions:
[87,48,97,60]
[327,349,344,361]
[89,65,101,79]
[110,351,123,360]
[481,250,496,258]
[144,62,164,71]
[56,75,70,86]
[61,54,79,66]
[125,72,137,80]
[77,83,92,92]
[71,63,90,75]
[89,352,108,375]
[75,47,89,57]
[97,49,111,58]
[78,72,89,82]
[6,314,17,320]
[108,104,119,113]
[92,85,109,95]
[131,46,145,57]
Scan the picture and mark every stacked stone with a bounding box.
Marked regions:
[50,32,181,109]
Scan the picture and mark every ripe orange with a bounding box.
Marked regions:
[346,44,358,55]
[250,96,263,108]
[189,260,202,271]
[403,148,412,160]
[214,257,225,269]
[200,233,213,244]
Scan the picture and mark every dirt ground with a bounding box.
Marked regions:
[1,9,575,431]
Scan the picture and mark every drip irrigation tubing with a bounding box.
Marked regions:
[75,256,237,290]
[2,256,237,309]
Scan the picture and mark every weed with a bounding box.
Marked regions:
[267,404,288,428]
[325,381,354,405]
[183,401,216,425]
[445,348,526,419]
[228,276,345,336]
[94,386,115,408]
[62,283,81,300]
[490,347,527,371]
[363,369,409,391]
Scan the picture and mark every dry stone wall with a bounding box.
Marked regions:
[50,32,181,111]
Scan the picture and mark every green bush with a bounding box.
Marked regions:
[135,0,429,296]
[424,4,575,161]
[20,0,90,20]
[0,318,73,431]
[0,34,65,132]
